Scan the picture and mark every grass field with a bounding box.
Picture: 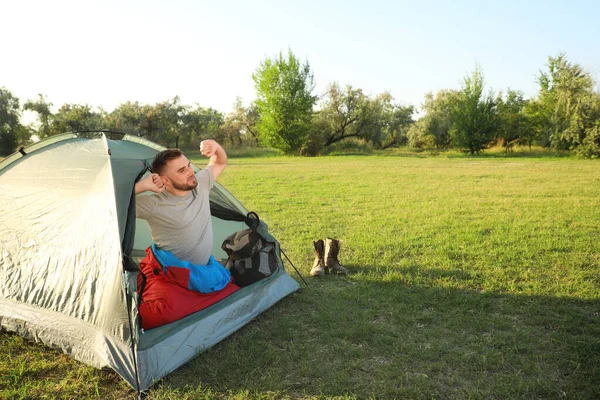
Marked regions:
[1,151,599,399]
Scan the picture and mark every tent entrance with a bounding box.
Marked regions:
[131,217,247,263]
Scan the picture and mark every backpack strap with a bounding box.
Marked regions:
[245,211,260,232]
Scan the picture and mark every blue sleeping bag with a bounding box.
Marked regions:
[151,244,231,294]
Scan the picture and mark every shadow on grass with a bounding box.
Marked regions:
[3,268,598,399]
[150,272,600,399]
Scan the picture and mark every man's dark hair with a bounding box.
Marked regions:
[151,149,184,175]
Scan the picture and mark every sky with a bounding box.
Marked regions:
[2,0,599,119]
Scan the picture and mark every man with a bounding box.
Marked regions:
[134,140,227,265]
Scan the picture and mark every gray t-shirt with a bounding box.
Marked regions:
[136,167,214,265]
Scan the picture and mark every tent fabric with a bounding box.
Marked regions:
[0,296,137,384]
[0,138,131,340]
[0,131,300,392]
[0,133,78,171]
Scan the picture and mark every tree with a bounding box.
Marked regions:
[178,105,224,149]
[408,90,458,148]
[450,67,498,154]
[575,92,600,158]
[23,94,54,139]
[51,103,106,134]
[153,97,185,148]
[110,99,224,149]
[110,101,146,134]
[420,90,460,148]
[180,105,209,150]
[496,89,527,153]
[110,100,177,146]
[252,49,317,154]
[406,118,434,148]
[378,102,415,149]
[316,84,395,147]
[0,87,22,156]
[17,125,34,147]
[220,98,260,148]
[242,102,260,145]
[535,54,599,156]
[136,102,171,145]
[316,83,370,146]
[202,108,225,145]
[367,92,414,149]
[24,96,112,139]
[521,99,546,149]
[313,85,414,152]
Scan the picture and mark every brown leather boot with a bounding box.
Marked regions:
[310,239,326,277]
[325,238,347,275]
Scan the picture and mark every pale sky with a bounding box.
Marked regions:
[2,0,599,117]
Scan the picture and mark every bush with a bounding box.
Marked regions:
[574,124,600,159]
[324,138,374,155]
[298,127,327,156]
[407,121,435,148]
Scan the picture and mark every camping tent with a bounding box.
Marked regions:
[0,131,300,393]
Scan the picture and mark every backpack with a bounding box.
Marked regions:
[221,225,278,287]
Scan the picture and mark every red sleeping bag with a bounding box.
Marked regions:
[136,247,240,330]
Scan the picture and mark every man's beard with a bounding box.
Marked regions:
[171,177,198,191]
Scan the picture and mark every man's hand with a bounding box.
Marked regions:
[200,140,218,158]
[135,173,165,195]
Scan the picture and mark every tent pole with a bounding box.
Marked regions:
[281,249,308,287]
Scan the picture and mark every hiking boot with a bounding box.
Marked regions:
[324,238,347,275]
[310,239,326,277]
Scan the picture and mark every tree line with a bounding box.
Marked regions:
[1,51,599,157]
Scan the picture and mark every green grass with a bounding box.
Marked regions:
[2,154,599,399]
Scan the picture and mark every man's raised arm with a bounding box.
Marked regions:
[135,173,165,195]
[200,140,227,180]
